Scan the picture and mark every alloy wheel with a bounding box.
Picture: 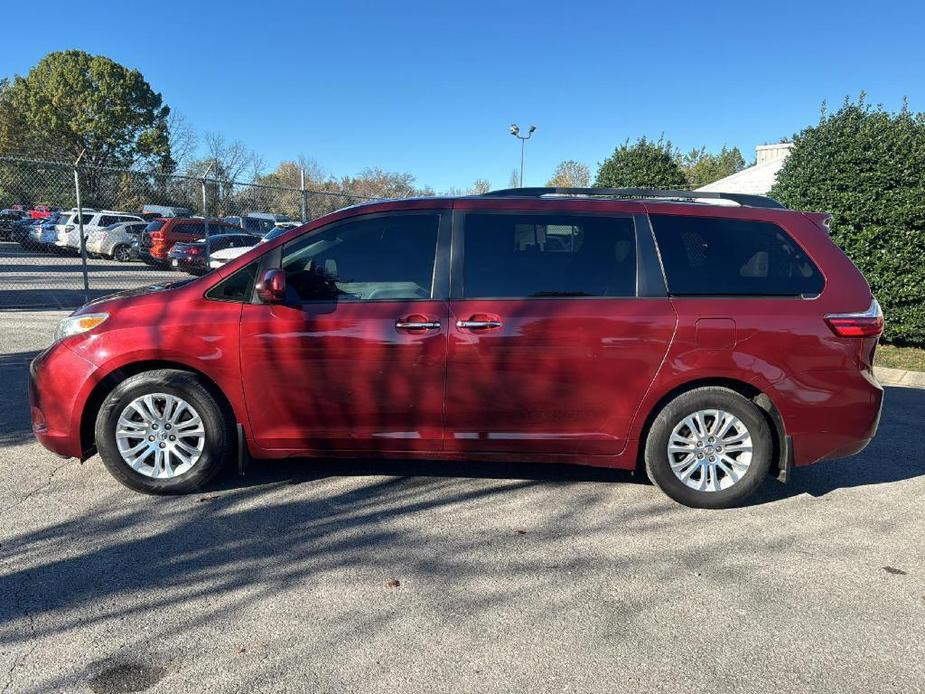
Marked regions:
[115,393,206,478]
[667,409,753,492]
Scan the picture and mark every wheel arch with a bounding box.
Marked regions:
[634,377,787,480]
[80,359,238,458]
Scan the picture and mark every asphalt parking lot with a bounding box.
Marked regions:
[1,312,924,693]
[0,241,177,310]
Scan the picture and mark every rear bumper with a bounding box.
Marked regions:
[788,368,884,467]
[29,341,99,459]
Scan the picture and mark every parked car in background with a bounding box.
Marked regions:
[28,187,884,507]
[140,217,238,265]
[0,209,30,240]
[10,216,38,246]
[168,233,261,275]
[17,218,49,250]
[207,223,295,269]
[223,214,277,235]
[46,208,94,252]
[85,220,149,261]
[54,210,144,254]
[30,205,57,220]
[141,204,191,221]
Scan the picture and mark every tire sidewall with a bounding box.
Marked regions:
[95,371,231,494]
[645,388,772,509]
[112,244,130,262]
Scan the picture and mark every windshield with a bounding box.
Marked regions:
[262,225,293,242]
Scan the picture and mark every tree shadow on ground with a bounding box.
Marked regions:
[0,350,40,447]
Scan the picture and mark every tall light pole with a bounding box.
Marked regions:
[510,124,536,187]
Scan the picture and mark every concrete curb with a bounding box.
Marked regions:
[874,366,925,389]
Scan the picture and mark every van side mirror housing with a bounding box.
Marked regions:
[256,269,287,304]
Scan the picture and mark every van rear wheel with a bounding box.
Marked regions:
[644,387,773,509]
[94,369,233,494]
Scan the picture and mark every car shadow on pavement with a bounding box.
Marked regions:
[211,385,925,505]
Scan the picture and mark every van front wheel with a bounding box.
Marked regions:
[94,369,233,494]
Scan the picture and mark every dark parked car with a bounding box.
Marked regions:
[167,233,261,275]
[0,209,30,240]
[29,187,884,508]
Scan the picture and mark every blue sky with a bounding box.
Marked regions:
[4,0,924,191]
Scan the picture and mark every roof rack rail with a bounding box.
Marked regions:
[481,187,786,209]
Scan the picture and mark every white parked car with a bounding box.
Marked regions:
[54,210,144,254]
[85,220,149,261]
[207,224,294,269]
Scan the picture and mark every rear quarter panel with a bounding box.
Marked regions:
[631,204,880,466]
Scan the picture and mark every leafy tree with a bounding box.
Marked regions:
[339,167,429,199]
[0,51,171,170]
[771,95,925,345]
[594,137,687,188]
[681,145,745,188]
[442,179,493,196]
[547,160,591,187]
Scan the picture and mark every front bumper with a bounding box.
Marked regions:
[29,341,99,459]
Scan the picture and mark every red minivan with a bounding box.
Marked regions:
[29,188,884,508]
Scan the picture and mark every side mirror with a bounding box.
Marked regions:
[256,268,287,304]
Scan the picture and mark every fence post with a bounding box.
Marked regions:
[201,162,214,268]
[201,177,210,268]
[300,167,308,223]
[73,151,90,305]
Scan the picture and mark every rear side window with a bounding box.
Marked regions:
[144,220,165,233]
[650,215,824,297]
[462,213,636,298]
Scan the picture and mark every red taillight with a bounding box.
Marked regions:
[150,231,164,241]
[825,299,883,337]
[188,247,202,255]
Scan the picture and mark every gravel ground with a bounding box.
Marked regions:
[0,311,923,694]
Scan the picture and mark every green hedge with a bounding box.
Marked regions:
[770,97,925,345]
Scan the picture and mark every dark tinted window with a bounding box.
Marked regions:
[282,214,439,302]
[144,220,165,233]
[206,261,259,302]
[99,215,120,227]
[462,214,636,299]
[650,215,824,296]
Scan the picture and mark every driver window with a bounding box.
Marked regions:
[281,214,439,302]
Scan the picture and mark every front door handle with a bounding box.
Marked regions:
[456,319,502,330]
[395,317,441,332]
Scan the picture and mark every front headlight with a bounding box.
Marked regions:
[54,312,109,342]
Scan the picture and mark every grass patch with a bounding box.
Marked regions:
[875,344,925,372]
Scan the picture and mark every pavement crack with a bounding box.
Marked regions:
[0,459,74,519]
[1,555,38,694]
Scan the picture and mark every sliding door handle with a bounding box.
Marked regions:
[456,319,502,330]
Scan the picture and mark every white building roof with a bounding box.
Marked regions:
[696,143,793,196]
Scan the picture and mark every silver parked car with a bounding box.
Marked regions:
[85,220,149,261]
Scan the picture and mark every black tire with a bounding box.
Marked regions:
[112,244,131,262]
[94,369,234,494]
[644,386,773,509]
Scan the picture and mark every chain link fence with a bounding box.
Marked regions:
[0,156,371,310]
